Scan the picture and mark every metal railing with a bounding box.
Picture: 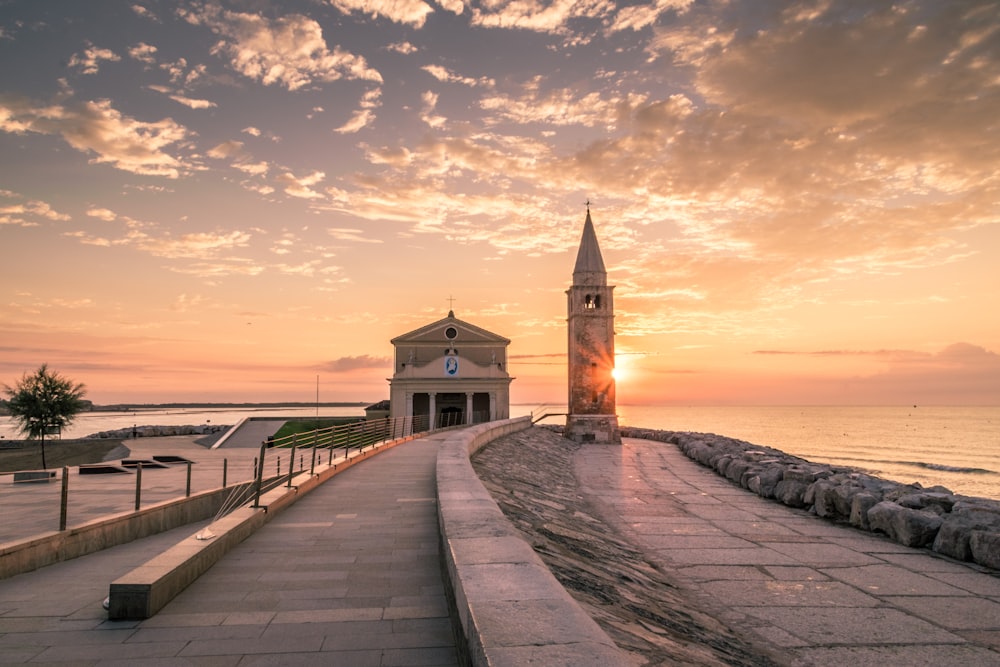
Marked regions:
[530,404,568,424]
[248,410,491,507]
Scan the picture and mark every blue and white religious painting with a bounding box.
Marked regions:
[445,356,459,376]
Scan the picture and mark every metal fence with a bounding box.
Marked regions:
[247,409,490,507]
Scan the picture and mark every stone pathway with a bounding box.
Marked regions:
[578,437,1000,666]
[0,436,459,665]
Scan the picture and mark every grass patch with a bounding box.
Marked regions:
[272,417,364,441]
[0,439,127,473]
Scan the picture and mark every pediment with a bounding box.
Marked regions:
[391,313,510,346]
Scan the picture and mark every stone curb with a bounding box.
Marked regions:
[623,427,1000,571]
[437,418,631,667]
[106,435,420,620]
[0,482,262,581]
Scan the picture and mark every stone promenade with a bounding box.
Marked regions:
[2,425,999,665]
[475,428,1000,665]
[0,435,459,665]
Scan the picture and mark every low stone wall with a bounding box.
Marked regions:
[0,482,258,580]
[622,428,1000,571]
[85,424,230,439]
[437,417,629,666]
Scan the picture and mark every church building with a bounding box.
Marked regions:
[565,207,621,444]
[388,311,512,429]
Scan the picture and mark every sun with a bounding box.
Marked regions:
[612,366,625,382]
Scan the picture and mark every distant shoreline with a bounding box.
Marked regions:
[85,402,370,412]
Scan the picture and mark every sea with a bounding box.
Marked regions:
[1,404,997,501]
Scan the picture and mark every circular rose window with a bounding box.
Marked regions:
[445,326,458,340]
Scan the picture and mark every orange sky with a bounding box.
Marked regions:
[1,1,998,406]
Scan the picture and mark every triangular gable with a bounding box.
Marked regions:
[391,314,510,345]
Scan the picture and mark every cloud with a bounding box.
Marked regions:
[86,207,117,221]
[0,95,190,177]
[129,42,158,64]
[0,192,71,227]
[326,0,434,28]
[319,354,391,372]
[206,140,246,160]
[480,84,647,128]
[181,6,382,90]
[327,228,383,243]
[422,65,495,88]
[335,88,382,134]
[468,0,613,34]
[387,41,418,54]
[608,0,694,33]
[276,170,326,199]
[68,43,121,74]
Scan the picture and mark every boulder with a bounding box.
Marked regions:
[774,479,809,508]
[850,492,879,531]
[932,503,1000,562]
[969,531,1000,570]
[747,466,784,499]
[868,501,943,547]
[897,492,957,515]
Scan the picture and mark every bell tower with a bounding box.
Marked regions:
[565,206,621,444]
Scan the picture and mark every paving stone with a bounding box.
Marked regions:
[737,605,966,645]
[885,595,1000,630]
[699,579,881,608]
[821,564,970,596]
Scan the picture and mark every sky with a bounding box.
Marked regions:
[1,0,998,407]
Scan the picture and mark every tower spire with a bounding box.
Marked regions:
[572,208,607,286]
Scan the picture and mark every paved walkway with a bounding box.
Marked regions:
[578,438,1000,666]
[0,436,263,544]
[0,436,459,665]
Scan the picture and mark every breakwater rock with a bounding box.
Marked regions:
[85,424,230,439]
[622,427,1000,571]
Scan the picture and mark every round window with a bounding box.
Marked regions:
[445,326,458,340]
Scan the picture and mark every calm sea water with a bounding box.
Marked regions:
[2,404,997,500]
[611,405,1000,501]
[0,406,365,442]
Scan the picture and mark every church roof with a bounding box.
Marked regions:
[390,311,510,345]
[572,210,607,286]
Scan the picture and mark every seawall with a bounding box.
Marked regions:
[622,427,1000,571]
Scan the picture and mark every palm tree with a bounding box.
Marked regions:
[3,365,87,469]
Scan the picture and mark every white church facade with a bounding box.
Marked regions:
[388,311,512,428]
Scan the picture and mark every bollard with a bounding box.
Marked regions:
[134,462,143,511]
[185,461,193,497]
[223,458,228,489]
[59,466,69,531]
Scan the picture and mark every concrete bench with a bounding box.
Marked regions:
[121,459,170,469]
[12,470,56,483]
[79,463,130,474]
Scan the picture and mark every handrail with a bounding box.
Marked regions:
[249,409,494,507]
[530,404,568,424]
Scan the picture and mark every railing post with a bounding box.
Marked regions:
[134,462,142,511]
[310,441,317,475]
[287,436,297,488]
[185,461,192,497]
[59,466,69,531]
[252,441,266,508]
[223,458,228,489]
